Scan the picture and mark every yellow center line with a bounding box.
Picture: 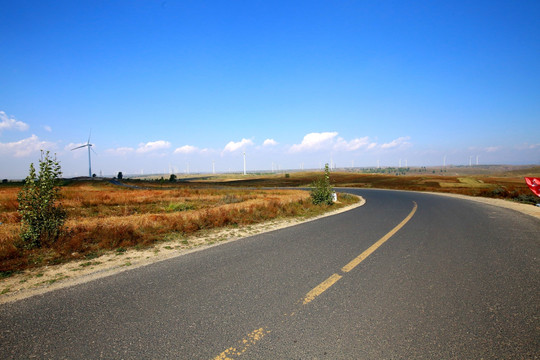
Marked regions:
[302,201,418,305]
[341,201,417,273]
[213,328,270,360]
[212,201,418,359]
[303,273,343,305]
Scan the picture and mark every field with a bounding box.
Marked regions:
[180,165,539,204]
[0,181,357,274]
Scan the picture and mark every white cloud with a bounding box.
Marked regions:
[334,136,370,151]
[0,135,55,157]
[263,138,278,147]
[222,138,254,153]
[43,125,52,132]
[174,145,198,154]
[381,136,411,149]
[290,132,338,152]
[484,146,499,153]
[290,132,393,153]
[516,143,540,150]
[105,147,135,156]
[0,111,29,133]
[136,140,171,153]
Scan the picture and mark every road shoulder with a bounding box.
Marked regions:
[425,191,540,220]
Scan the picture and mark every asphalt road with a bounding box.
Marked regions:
[1,189,539,359]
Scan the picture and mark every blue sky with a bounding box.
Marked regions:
[1,0,539,178]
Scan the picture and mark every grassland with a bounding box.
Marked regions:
[0,180,357,274]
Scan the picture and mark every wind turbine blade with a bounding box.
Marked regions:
[72,144,88,150]
[87,130,92,144]
[91,146,97,155]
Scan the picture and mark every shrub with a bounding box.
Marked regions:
[17,151,66,249]
[310,164,333,205]
[514,194,538,205]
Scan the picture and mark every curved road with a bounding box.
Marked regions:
[1,189,539,359]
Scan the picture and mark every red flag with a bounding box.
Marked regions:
[525,177,540,198]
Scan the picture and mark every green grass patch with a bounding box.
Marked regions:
[79,261,102,267]
[0,270,15,279]
[166,202,195,212]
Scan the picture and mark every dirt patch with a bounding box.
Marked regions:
[0,196,365,304]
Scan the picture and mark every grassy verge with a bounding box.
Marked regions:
[0,181,358,275]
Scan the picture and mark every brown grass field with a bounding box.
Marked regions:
[0,181,357,274]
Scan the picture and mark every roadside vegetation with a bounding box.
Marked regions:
[0,179,356,275]
[310,164,334,205]
[17,151,66,250]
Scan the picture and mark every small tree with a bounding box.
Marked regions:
[169,174,177,182]
[117,171,123,180]
[310,163,333,205]
[17,151,66,249]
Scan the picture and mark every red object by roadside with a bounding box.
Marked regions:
[525,177,540,197]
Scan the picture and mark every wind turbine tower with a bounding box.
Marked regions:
[71,132,95,177]
[243,151,246,175]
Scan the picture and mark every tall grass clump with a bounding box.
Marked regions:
[17,151,66,249]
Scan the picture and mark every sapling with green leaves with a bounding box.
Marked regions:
[310,163,334,205]
[17,151,66,249]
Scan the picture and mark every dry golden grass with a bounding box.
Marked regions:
[0,181,357,274]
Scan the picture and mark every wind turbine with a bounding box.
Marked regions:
[72,132,95,177]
